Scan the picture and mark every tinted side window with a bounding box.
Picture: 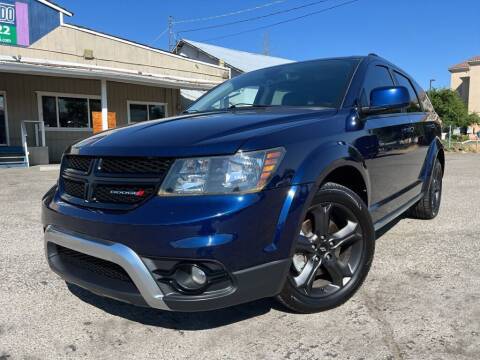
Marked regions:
[362,65,394,106]
[393,71,422,112]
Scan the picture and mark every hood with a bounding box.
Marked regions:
[69,108,337,157]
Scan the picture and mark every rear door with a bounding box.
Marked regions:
[391,70,430,185]
[356,63,420,220]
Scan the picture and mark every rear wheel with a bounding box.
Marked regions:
[409,159,443,220]
[277,182,375,313]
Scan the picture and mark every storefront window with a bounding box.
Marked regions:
[0,93,7,145]
[41,94,101,129]
[89,99,101,122]
[129,103,148,122]
[149,104,166,120]
[42,96,57,128]
[129,102,166,123]
[58,97,88,128]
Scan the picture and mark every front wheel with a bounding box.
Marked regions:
[277,182,375,313]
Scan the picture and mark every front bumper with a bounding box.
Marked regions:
[42,182,314,311]
[45,225,291,312]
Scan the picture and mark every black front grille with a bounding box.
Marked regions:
[99,157,173,175]
[56,245,132,283]
[60,155,173,208]
[93,184,156,204]
[64,156,92,173]
[63,178,86,199]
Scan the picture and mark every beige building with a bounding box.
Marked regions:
[0,0,229,165]
[449,56,480,114]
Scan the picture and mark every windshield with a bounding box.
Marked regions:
[187,58,360,113]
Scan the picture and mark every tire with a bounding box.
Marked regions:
[408,158,443,220]
[277,182,375,313]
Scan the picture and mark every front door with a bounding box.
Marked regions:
[355,64,420,222]
[0,92,8,145]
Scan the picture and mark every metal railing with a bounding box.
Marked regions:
[20,120,45,168]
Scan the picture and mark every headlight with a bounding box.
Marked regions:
[158,148,285,196]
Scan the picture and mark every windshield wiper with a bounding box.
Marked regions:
[183,104,274,114]
[228,103,273,109]
[182,109,221,115]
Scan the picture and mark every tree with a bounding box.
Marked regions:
[426,88,478,128]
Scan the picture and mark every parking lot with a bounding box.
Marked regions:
[0,153,479,360]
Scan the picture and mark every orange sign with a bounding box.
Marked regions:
[108,112,116,130]
[92,112,117,134]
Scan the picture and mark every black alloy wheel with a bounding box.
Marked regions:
[430,161,443,216]
[409,158,443,220]
[277,182,375,313]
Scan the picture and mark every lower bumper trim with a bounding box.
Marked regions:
[44,225,292,312]
[44,225,170,310]
[164,259,291,312]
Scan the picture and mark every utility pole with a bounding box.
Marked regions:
[263,32,270,56]
[168,16,174,52]
[429,79,436,91]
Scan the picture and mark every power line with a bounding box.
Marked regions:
[152,27,169,44]
[178,0,335,34]
[173,0,287,24]
[202,0,360,42]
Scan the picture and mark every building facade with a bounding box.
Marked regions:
[0,1,229,164]
[174,39,293,108]
[175,39,293,77]
[449,56,480,114]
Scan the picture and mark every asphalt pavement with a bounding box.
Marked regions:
[0,153,479,360]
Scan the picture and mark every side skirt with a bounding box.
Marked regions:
[373,192,423,231]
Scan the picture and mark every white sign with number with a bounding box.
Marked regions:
[0,3,15,24]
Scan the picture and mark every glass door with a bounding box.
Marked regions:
[0,93,7,145]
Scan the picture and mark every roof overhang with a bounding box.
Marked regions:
[468,60,480,67]
[0,55,222,90]
[37,0,73,16]
[449,66,469,73]
[175,39,244,74]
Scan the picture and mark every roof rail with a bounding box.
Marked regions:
[368,53,379,57]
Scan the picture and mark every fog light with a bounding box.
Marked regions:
[174,264,208,292]
[191,265,207,285]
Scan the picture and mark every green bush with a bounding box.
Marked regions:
[451,134,470,142]
[442,139,480,153]
[427,88,479,128]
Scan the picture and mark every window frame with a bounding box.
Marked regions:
[391,70,423,113]
[127,100,168,124]
[0,90,10,146]
[360,64,395,108]
[37,91,101,132]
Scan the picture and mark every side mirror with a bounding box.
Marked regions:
[362,86,410,115]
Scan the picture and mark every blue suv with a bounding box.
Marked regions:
[42,55,444,313]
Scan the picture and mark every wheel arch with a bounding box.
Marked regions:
[320,165,369,206]
[293,142,371,207]
[420,137,445,192]
[437,146,445,175]
[272,142,371,259]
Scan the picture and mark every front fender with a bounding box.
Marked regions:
[291,141,371,203]
[265,141,370,259]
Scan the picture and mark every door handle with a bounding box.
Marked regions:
[402,126,415,133]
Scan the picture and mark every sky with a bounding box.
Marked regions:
[58,0,480,90]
